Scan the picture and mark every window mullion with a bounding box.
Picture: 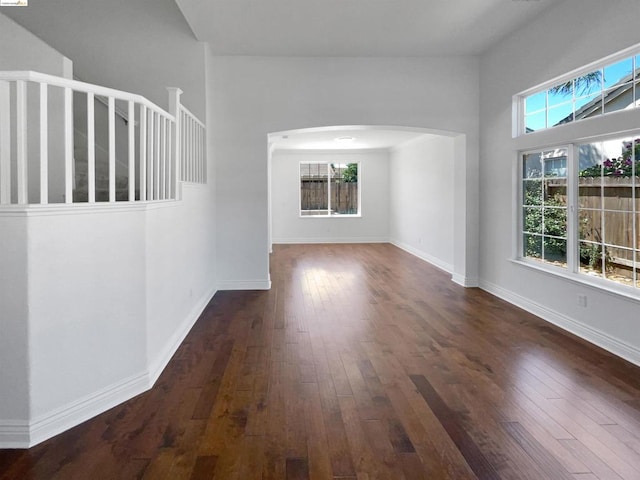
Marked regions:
[567,144,578,273]
[327,163,331,215]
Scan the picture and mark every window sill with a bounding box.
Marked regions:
[299,214,362,219]
[510,258,640,304]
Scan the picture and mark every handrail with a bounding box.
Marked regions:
[0,71,174,119]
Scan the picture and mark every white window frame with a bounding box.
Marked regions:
[513,43,640,138]
[514,134,639,299]
[298,161,361,218]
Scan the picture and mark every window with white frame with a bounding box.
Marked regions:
[517,46,640,295]
[522,52,640,134]
[299,162,359,216]
[519,136,640,292]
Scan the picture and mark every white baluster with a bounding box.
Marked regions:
[0,80,10,204]
[155,111,160,198]
[87,92,96,203]
[64,87,73,203]
[160,116,166,200]
[16,80,27,204]
[148,110,154,200]
[108,96,116,202]
[139,104,147,201]
[167,88,182,200]
[128,100,135,201]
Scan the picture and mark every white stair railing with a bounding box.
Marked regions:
[0,71,203,206]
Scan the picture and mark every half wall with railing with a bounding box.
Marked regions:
[0,71,205,206]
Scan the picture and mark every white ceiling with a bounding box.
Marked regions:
[175,0,561,56]
[269,126,437,151]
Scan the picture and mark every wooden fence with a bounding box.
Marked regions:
[300,179,358,214]
[548,177,639,270]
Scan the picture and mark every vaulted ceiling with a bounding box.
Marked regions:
[175,0,562,56]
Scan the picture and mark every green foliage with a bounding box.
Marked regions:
[549,71,602,97]
[523,185,566,259]
[342,163,358,183]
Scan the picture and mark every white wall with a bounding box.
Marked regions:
[390,135,455,272]
[210,56,480,289]
[4,0,206,118]
[479,0,640,365]
[271,149,389,243]
[0,7,217,447]
[0,216,29,434]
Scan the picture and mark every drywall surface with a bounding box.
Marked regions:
[3,0,206,118]
[390,135,455,272]
[479,0,640,364]
[0,215,29,427]
[210,55,479,288]
[271,149,390,243]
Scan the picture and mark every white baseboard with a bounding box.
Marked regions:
[479,279,640,367]
[452,273,480,288]
[0,285,219,449]
[218,279,272,290]
[0,420,29,449]
[390,239,453,274]
[148,284,218,385]
[273,237,389,244]
[0,372,149,449]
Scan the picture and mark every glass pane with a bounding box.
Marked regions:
[578,142,603,175]
[543,237,567,266]
[574,70,602,96]
[543,206,566,237]
[579,209,602,242]
[548,102,573,127]
[605,246,634,287]
[544,156,567,178]
[604,210,634,248]
[574,92,601,119]
[523,180,542,206]
[602,182,633,211]
[524,234,542,259]
[548,82,573,107]
[525,111,546,132]
[523,207,542,234]
[637,212,640,249]
[523,153,542,179]
[579,181,602,210]
[300,163,328,215]
[636,251,640,288]
[604,86,633,114]
[579,241,604,277]
[604,58,633,89]
[525,91,546,114]
[330,163,358,215]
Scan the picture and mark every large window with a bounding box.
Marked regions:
[299,162,359,217]
[519,137,640,292]
[521,51,640,134]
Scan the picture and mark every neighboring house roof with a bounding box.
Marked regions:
[556,69,639,126]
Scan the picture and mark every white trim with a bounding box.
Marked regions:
[479,279,640,368]
[390,239,453,274]
[0,420,29,448]
[0,286,218,449]
[452,273,480,288]
[218,279,272,291]
[148,285,218,384]
[273,237,389,244]
[0,372,149,448]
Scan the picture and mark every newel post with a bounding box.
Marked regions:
[167,87,183,200]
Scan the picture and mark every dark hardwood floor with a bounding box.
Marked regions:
[2,243,640,479]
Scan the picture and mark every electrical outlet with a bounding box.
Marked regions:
[577,294,587,307]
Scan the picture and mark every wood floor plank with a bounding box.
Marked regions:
[3,244,640,479]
